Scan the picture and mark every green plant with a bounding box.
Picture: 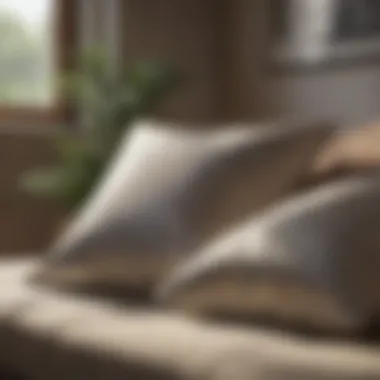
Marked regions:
[19,48,181,210]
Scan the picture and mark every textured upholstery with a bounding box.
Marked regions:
[35,120,334,292]
[1,258,380,379]
[160,175,380,334]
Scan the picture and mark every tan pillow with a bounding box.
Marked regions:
[158,174,380,334]
[298,123,380,190]
[33,119,334,292]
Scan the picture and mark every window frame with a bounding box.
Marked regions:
[0,0,77,125]
[271,0,380,69]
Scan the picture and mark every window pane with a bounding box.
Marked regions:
[0,0,55,107]
[333,0,380,42]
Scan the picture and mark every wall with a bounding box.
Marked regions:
[0,131,66,253]
[274,64,380,127]
[121,0,275,123]
[122,0,225,123]
[224,0,275,121]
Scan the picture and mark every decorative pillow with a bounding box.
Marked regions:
[158,174,380,334]
[298,123,380,190]
[33,119,334,292]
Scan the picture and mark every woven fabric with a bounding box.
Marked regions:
[0,258,379,379]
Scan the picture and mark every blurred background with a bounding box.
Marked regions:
[1,0,380,252]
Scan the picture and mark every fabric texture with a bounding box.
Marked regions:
[1,258,380,380]
[36,120,334,291]
[160,174,380,334]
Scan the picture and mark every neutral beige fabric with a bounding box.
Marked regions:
[160,174,380,334]
[315,123,380,170]
[1,258,380,380]
[36,120,334,291]
[298,123,380,190]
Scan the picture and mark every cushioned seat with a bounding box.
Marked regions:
[1,258,380,379]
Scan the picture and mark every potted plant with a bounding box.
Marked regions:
[19,49,181,213]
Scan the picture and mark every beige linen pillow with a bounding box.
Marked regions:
[158,174,380,334]
[34,119,334,292]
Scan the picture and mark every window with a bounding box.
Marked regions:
[270,0,380,67]
[0,0,76,123]
[334,0,380,41]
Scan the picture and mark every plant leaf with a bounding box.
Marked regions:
[18,167,70,200]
